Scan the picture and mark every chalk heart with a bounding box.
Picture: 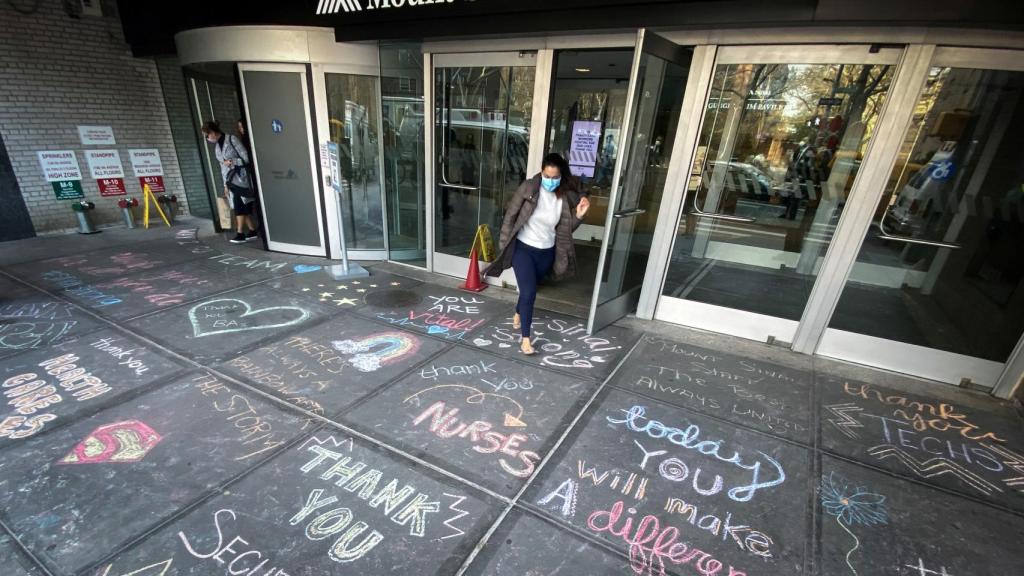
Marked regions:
[293,264,322,274]
[498,343,511,348]
[427,325,449,335]
[188,299,310,337]
[472,338,492,347]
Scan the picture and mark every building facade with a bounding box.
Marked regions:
[2,0,1023,398]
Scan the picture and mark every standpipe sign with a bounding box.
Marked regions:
[316,0,455,15]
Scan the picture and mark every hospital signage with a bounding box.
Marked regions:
[316,0,455,15]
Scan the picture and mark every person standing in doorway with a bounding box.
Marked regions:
[236,118,250,151]
[484,153,591,355]
[202,121,258,244]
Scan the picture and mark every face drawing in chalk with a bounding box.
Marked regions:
[332,332,421,372]
[818,471,889,576]
[57,420,162,464]
[188,299,311,337]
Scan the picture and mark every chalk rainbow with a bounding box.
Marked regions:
[332,332,420,372]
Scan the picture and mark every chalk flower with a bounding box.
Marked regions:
[818,472,889,527]
[819,472,887,576]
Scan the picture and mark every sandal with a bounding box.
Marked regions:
[520,337,536,356]
[512,312,521,330]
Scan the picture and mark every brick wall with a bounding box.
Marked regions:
[0,0,188,233]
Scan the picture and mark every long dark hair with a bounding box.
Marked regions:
[541,152,572,199]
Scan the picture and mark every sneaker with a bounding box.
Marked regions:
[245,229,259,241]
[229,233,247,244]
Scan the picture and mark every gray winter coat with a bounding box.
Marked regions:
[215,134,252,191]
[483,175,586,281]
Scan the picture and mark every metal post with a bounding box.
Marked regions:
[327,140,369,280]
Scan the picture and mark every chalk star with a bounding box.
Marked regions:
[319,292,333,298]
[333,298,357,306]
[369,284,378,288]
[319,298,328,302]
[390,281,401,286]
[356,288,366,293]
[317,284,325,287]
[336,284,349,290]
[351,281,361,285]
[301,288,310,292]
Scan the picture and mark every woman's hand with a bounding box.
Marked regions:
[576,196,591,219]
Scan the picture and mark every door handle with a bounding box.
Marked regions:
[438,181,479,191]
[690,201,756,223]
[876,220,961,249]
[613,208,646,219]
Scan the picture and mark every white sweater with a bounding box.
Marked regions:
[517,189,563,249]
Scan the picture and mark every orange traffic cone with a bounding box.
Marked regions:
[459,247,487,292]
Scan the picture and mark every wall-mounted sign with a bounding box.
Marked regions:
[78,125,116,145]
[38,150,83,182]
[97,178,127,196]
[139,175,165,194]
[817,97,844,107]
[568,120,601,178]
[85,150,125,179]
[128,149,164,177]
[52,179,84,200]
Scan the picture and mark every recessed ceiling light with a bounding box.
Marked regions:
[575,67,591,73]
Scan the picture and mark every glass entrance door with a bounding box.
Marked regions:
[324,71,386,259]
[819,48,1024,389]
[432,52,537,280]
[656,45,902,343]
[587,30,693,332]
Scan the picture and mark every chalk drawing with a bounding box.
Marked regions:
[904,558,954,576]
[293,264,322,274]
[332,332,421,372]
[818,471,888,576]
[57,420,162,464]
[405,384,527,427]
[440,493,470,540]
[868,444,1002,496]
[825,403,865,439]
[98,559,174,576]
[188,298,311,337]
[980,442,1024,492]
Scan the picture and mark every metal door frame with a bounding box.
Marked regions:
[313,61,391,261]
[805,46,1024,395]
[650,43,906,344]
[426,50,552,286]
[586,29,693,333]
[238,62,327,257]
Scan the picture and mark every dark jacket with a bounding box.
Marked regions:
[483,174,586,281]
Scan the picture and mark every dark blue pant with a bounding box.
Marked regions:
[511,239,555,338]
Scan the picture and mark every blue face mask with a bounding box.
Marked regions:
[541,176,561,192]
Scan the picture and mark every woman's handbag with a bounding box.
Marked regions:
[223,137,257,198]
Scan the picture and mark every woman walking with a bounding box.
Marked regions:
[484,153,590,355]
[202,120,258,243]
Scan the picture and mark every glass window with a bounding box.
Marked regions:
[381,42,427,266]
[662,62,895,321]
[829,66,1024,362]
[325,73,382,250]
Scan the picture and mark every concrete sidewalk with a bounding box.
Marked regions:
[1,224,1022,576]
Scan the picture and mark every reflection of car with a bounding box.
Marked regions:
[444,120,529,185]
[708,161,776,200]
